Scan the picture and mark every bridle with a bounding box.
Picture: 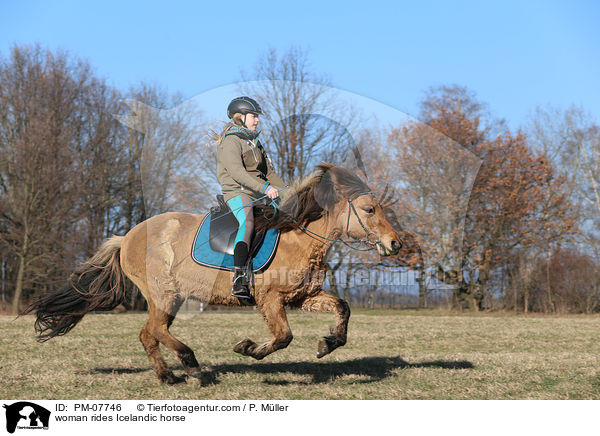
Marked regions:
[345,192,382,250]
[290,191,384,252]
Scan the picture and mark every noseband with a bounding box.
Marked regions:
[345,192,383,250]
[292,191,384,252]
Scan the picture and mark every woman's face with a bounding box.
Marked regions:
[243,112,260,130]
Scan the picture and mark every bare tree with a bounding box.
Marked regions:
[0,45,93,312]
[73,79,126,256]
[0,45,210,313]
[119,84,210,219]
[528,105,600,260]
[239,46,359,181]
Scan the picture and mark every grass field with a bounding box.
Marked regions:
[1,309,599,400]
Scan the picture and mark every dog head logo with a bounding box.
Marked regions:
[3,402,50,433]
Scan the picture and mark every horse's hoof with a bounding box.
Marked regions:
[200,371,218,386]
[233,339,255,355]
[161,373,187,385]
[316,339,329,358]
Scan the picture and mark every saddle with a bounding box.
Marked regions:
[208,194,267,257]
[191,195,280,273]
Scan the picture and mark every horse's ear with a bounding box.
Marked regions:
[314,168,339,212]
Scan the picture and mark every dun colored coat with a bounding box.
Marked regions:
[24,164,402,384]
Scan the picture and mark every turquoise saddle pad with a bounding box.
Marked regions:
[191,214,280,272]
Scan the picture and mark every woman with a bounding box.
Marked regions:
[216,96,286,298]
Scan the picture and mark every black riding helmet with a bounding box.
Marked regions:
[227,96,263,119]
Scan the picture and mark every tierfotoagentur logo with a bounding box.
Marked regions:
[2,402,50,433]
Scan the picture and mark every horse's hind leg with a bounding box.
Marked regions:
[300,290,350,358]
[233,294,293,360]
[140,315,184,385]
[140,298,202,384]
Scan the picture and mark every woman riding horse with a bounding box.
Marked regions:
[24,160,402,384]
[216,96,285,299]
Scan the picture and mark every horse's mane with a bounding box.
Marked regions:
[253,163,371,233]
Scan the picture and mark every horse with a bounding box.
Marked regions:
[24,163,402,384]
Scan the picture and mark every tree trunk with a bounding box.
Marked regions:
[368,289,374,309]
[12,254,26,314]
[343,278,351,304]
[11,227,29,314]
[1,257,6,311]
[327,264,339,297]
[343,263,353,304]
[513,274,518,313]
[418,267,427,308]
[546,246,554,313]
[468,285,483,312]
[453,285,467,311]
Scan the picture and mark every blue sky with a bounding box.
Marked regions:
[1,0,599,129]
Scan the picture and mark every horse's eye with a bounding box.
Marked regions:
[364,207,374,214]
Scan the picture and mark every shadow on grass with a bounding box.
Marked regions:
[91,356,473,386]
[89,367,151,375]
[208,356,473,385]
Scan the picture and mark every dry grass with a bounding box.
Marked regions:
[1,309,599,399]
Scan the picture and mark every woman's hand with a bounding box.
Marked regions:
[265,186,279,199]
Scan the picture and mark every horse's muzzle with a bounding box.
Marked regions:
[390,239,402,255]
[376,237,402,256]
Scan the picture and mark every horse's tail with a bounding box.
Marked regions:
[22,235,128,342]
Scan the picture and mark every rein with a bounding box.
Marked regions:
[147,188,382,254]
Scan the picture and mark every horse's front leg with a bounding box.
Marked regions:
[233,294,292,360]
[300,290,350,358]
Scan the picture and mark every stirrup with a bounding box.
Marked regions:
[232,267,251,299]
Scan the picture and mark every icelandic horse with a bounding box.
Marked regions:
[25,163,402,384]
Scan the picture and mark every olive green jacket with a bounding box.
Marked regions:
[217,132,286,202]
